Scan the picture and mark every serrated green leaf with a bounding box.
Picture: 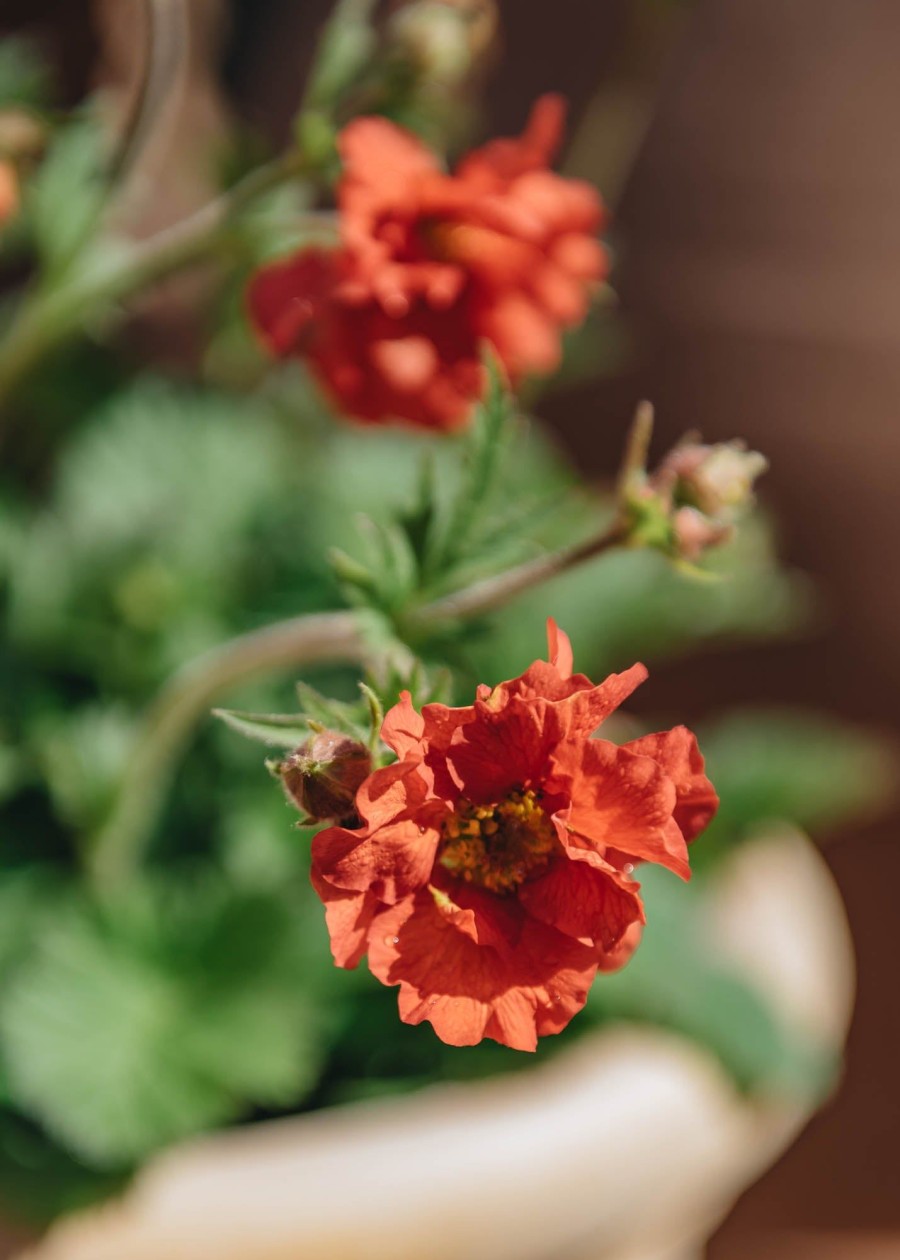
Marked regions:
[212,708,311,749]
[0,881,326,1165]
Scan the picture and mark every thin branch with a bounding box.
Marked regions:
[88,610,366,891]
[0,147,310,423]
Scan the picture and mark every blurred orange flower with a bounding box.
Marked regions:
[248,96,606,430]
[310,620,717,1050]
[0,161,19,228]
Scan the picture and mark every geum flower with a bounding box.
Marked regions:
[248,95,606,431]
[311,621,717,1051]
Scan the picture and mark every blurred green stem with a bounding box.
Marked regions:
[88,517,627,892]
[88,611,367,891]
[0,149,311,426]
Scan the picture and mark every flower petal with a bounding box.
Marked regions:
[339,117,440,202]
[625,727,719,843]
[367,891,599,1051]
[457,94,566,186]
[380,691,425,761]
[546,617,573,679]
[519,855,644,950]
[312,762,441,903]
[309,869,380,969]
[246,249,338,356]
[556,739,689,879]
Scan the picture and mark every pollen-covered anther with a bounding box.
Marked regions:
[439,789,558,893]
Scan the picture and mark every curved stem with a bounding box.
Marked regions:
[0,148,310,423]
[89,610,366,891]
[88,519,628,892]
[408,517,627,630]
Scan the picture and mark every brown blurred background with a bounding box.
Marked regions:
[3,0,899,1255]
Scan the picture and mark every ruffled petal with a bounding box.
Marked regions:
[446,696,560,802]
[380,691,425,761]
[312,761,441,903]
[625,726,719,843]
[518,855,644,950]
[309,869,380,969]
[339,117,440,202]
[312,813,440,904]
[246,248,339,356]
[367,890,600,1051]
[457,94,566,187]
[555,739,689,879]
[546,617,573,678]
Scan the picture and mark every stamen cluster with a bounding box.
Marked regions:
[439,789,557,893]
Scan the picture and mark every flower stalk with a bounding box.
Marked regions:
[0,148,314,427]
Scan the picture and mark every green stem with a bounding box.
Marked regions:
[408,517,627,630]
[0,149,311,422]
[87,519,628,892]
[89,610,366,891]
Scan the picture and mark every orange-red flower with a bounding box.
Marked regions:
[311,620,717,1050]
[248,96,606,430]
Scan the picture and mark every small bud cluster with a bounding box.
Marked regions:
[387,0,499,84]
[620,407,768,565]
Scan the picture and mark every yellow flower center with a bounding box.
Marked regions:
[439,789,557,894]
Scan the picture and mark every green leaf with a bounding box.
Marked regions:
[586,866,835,1096]
[0,880,327,1165]
[212,708,311,749]
[303,0,378,113]
[27,112,109,279]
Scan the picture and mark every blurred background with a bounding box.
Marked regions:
[1,1,899,1257]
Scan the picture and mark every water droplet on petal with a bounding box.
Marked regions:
[623,863,634,875]
[383,934,400,947]
[419,825,427,834]
[550,991,562,1004]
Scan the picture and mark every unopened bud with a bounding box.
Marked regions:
[388,0,498,84]
[662,440,768,518]
[276,730,371,824]
[672,506,732,562]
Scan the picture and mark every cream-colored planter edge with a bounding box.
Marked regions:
[20,829,853,1260]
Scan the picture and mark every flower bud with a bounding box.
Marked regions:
[387,0,498,84]
[671,505,732,562]
[661,440,768,518]
[275,730,371,825]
